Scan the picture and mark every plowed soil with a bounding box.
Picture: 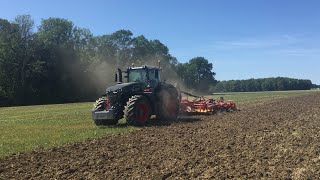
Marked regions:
[1,93,320,179]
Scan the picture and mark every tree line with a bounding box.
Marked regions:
[0,15,315,106]
[213,77,313,92]
[0,15,216,106]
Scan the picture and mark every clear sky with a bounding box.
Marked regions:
[1,0,320,84]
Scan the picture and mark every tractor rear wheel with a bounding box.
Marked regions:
[124,95,151,126]
[158,89,179,122]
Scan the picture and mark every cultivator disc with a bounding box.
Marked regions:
[179,91,237,115]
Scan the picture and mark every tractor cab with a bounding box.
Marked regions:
[116,65,161,88]
[127,66,161,88]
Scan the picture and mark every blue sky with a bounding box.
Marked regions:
[1,0,320,84]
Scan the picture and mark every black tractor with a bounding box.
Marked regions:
[92,65,180,126]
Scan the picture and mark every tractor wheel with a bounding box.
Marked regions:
[158,90,179,122]
[94,119,118,126]
[93,97,118,126]
[124,95,151,126]
[93,97,106,112]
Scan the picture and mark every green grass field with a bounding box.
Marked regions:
[0,103,137,157]
[0,90,318,157]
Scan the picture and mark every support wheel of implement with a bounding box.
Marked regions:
[158,90,179,122]
[124,95,151,126]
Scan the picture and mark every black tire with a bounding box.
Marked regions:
[93,97,118,126]
[93,97,106,112]
[124,95,151,126]
[158,89,179,122]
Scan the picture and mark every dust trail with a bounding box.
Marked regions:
[88,61,117,95]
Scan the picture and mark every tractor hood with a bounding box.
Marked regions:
[106,82,145,95]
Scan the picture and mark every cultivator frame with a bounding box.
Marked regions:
[179,91,237,114]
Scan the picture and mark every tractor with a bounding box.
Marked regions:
[92,65,179,126]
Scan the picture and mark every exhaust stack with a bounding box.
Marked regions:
[115,68,122,84]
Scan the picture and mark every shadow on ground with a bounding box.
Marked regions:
[97,116,203,128]
[145,117,203,127]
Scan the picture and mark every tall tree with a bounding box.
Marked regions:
[176,57,216,93]
[109,30,134,66]
[0,18,21,104]
[13,15,35,103]
[37,18,79,103]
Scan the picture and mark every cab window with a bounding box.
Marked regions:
[148,69,160,87]
[128,69,147,83]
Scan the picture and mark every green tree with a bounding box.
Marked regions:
[0,18,22,104]
[132,35,153,63]
[13,15,36,104]
[176,57,216,93]
[109,30,134,66]
[37,18,79,103]
[189,57,216,92]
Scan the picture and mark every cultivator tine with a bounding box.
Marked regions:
[179,91,237,115]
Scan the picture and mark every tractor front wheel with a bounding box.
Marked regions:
[93,97,118,126]
[124,95,151,126]
[93,97,107,112]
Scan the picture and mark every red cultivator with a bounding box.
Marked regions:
[179,91,237,114]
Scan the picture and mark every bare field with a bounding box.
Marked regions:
[1,92,320,179]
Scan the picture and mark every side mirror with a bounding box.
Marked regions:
[115,73,118,82]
